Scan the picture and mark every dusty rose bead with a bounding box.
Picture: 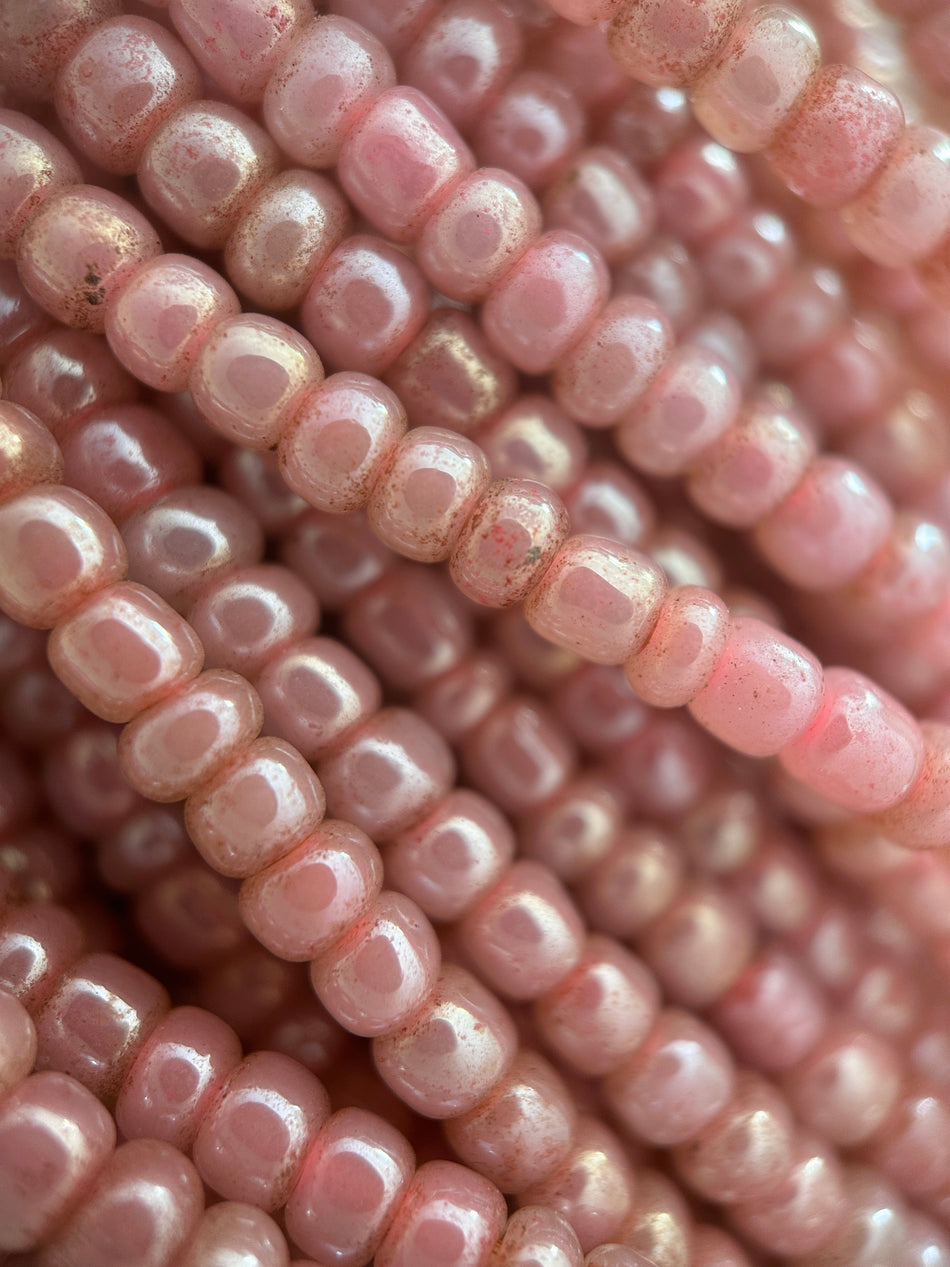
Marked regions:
[402,0,522,133]
[327,0,441,56]
[176,1202,290,1267]
[524,534,666,666]
[190,314,323,451]
[309,890,440,1038]
[225,170,350,313]
[375,1159,507,1267]
[625,585,729,709]
[367,428,490,564]
[338,87,474,244]
[449,478,570,608]
[193,1051,330,1210]
[104,254,241,394]
[0,904,86,1013]
[0,111,80,258]
[48,581,203,723]
[115,1004,241,1150]
[417,169,542,305]
[0,1071,116,1254]
[731,1133,844,1256]
[801,1167,908,1267]
[867,1083,950,1197]
[692,7,821,153]
[562,464,654,549]
[263,14,395,166]
[786,1026,902,1146]
[608,0,744,87]
[641,881,754,1008]
[185,736,324,878]
[462,697,577,815]
[385,309,518,436]
[699,209,796,311]
[139,101,279,249]
[0,259,49,361]
[416,651,512,744]
[752,263,847,368]
[55,16,201,174]
[384,789,515,923]
[579,826,683,937]
[768,65,905,208]
[616,236,703,335]
[543,148,655,266]
[257,635,381,760]
[689,1225,751,1267]
[239,818,382,960]
[604,1009,735,1145]
[169,0,311,103]
[478,396,587,490]
[688,615,824,758]
[445,1049,578,1192]
[519,773,622,882]
[16,185,161,333]
[873,720,950,848]
[489,1206,583,1267]
[284,1106,414,1267]
[122,486,263,615]
[0,988,37,1096]
[552,297,673,429]
[0,0,121,102]
[475,70,585,190]
[616,343,741,478]
[187,564,319,679]
[0,401,64,500]
[533,936,659,1077]
[517,1115,635,1252]
[617,1167,693,1267]
[118,668,262,803]
[754,456,893,590]
[654,139,748,246]
[458,860,585,1001]
[482,230,609,375]
[374,964,517,1117]
[221,449,309,537]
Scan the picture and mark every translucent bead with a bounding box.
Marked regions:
[374,1160,507,1267]
[0,111,80,258]
[692,6,821,153]
[0,401,64,502]
[462,697,576,814]
[616,1167,693,1267]
[601,82,692,169]
[768,65,905,209]
[168,0,310,104]
[0,0,123,103]
[866,1083,950,1196]
[0,903,86,1013]
[579,827,683,938]
[730,1134,844,1256]
[416,652,512,745]
[654,138,748,246]
[55,16,201,173]
[800,1166,909,1267]
[176,1202,290,1267]
[326,0,441,58]
[519,774,622,882]
[625,584,730,709]
[608,0,745,88]
[641,881,754,1008]
[787,1026,902,1146]
[474,69,585,190]
[542,147,655,266]
[562,464,654,548]
[0,989,37,1096]
[477,395,586,489]
[751,264,847,368]
[239,818,382,961]
[489,1206,583,1267]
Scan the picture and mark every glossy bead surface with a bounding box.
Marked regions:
[608,0,745,87]
[169,0,311,103]
[375,1159,507,1267]
[625,585,730,708]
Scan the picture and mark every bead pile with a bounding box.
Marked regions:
[4,0,950,1263]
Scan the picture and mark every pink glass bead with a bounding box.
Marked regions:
[0,988,37,1096]
[519,774,622,882]
[185,736,325,878]
[367,427,490,564]
[16,185,161,333]
[284,1105,415,1267]
[193,1051,330,1210]
[533,936,659,1077]
[39,1136,203,1267]
[417,169,542,305]
[402,0,523,133]
[752,263,847,367]
[139,101,279,249]
[327,0,441,56]
[301,237,429,377]
[0,111,80,258]
[374,963,517,1117]
[617,1167,693,1267]
[115,1004,241,1151]
[692,7,821,153]
[169,0,311,103]
[482,230,609,375]
[416,650,512,744]
[221,449,309,537]
[475,70,585,191]
[225,169,351,313]
[282,505,392,606]
[263,15,396,168]
[385,789,515,923]
[641,881,754,1007]
[239,818,383,960]
[462,697,577,815]
[457,860,584,1001]
[34,951,168,1104]
[310,890,440,1038]
[803,1167,908,1267]
[56,16,201,174]
[176,1202,290,1267]
[688,615,824,758]
[616,343,741,478]
[874,720,950,848]
[608,0,744,87]
[625,585,729,709]
[754,456,893,590]
[543,148,655,267]
[385,309,518,436]
[0,904,86,1013]
[318,708,454,839]
[374,1159,507,1267]
[104,254,241,394]
[603,1009,735,1145]
[654,138,748,246]
[579,826,683,938]
[256,635,382,761]
[689,1226,752,1267]
[0,1071,116,1254]
[524,535,666,665]
[794,316,901,435]
[190,314,323,450]
[768,64,905,209]
[0,0,122,103]
[552,296,673,429]
[338,87,474,244]
[280,373,406,515]
[118,668,262,803]
[615,236,702,336]
[700,209,796,311]
[48,581,204,723]
[478,394,586,490]
[449,478,570,608]
[517,1115,635,1252]
[445,1049,577,1192]
[489,1205,582,1267]
[731,1133,844,1256]
[0,259,49,362]
[787,1026,901,1146]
